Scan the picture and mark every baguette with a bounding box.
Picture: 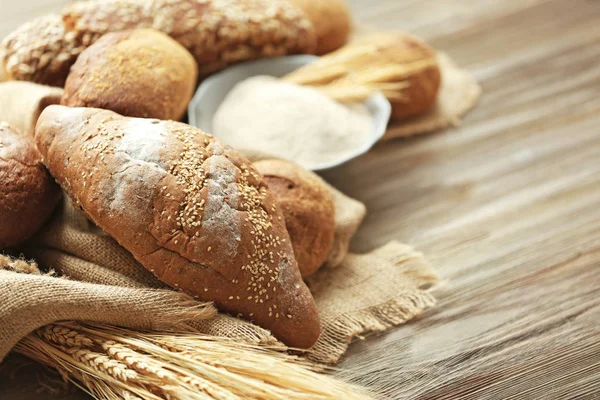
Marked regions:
[2,0,317,87]
[35,105,321,348]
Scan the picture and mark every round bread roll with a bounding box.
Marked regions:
[61,29,198,121]
[288,0,351,55]
[357,33,441,120]
[254,159,335,278]
[0,122,61,249]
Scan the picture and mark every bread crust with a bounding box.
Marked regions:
[358,33,441,120]
[0,122,61,249]
[0,15,84,87]
[35,105,321,348]
[288,0,351,55]
[2,0,317,87]
[254,160,335,278]
[61,29,198,121]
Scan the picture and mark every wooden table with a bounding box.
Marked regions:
[2,0,600,398]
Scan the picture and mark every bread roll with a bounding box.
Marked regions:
[288,0,351,55]
[61,29,198,121]
[0,122,61,249]
[359,33,441,120]
[254,160,335,278]
[35,105,321,348]
[1,0,317,87]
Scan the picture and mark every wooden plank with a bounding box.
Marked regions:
[331,0,600,398]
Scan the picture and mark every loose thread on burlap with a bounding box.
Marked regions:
[0,254,43,274]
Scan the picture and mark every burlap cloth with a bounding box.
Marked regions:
[0,81,63,134]
[383,52,481,140]
[0,75,450,368]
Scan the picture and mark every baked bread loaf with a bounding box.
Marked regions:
[0,15,84,87]
[2,0,317,87]
[254,159,335,278]
[359,33,441,120]
[285,32,441,120]
[0,122,61,249]
[61,29,198,121]
[288,0,351,55]
[35,105,321,348]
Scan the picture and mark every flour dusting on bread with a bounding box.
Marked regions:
[35,105,321,348]
[118,119,166,165]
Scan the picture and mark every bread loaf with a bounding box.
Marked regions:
[0,15,84,87]
[285,32,441,119]
[288,0,351,55]
[2,0,317,87]
[254,160,335,278]
[35,105,321,348]
[62,29,198,121]
[0,122,61,249]
[359,33,441,120]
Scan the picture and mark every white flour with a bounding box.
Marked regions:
[212,76,372,169]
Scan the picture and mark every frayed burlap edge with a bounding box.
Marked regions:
[307,242,440,364]
[308,292,437,364]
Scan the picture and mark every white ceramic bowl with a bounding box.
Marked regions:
[188,55,391,171]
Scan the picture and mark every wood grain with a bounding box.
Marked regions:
[1,0,600,399]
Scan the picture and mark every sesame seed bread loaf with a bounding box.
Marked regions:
[61,29,198,121]
[2,0,317,87]
[254,159,335,279]
[0,122,61,249]
[287,0,351,55]
[34,105,321,348]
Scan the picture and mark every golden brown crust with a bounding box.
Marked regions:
[0,122,61,249]
[35,105,321,348]
[61,29,198,121]
[288,0,351,55]
[1,0,317,87]
[357,33,441,120]
[0,15,85,87]
[254,160,335,279]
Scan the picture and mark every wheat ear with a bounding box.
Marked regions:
[16,321,373,400]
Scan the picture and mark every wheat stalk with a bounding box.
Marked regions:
[282,36,437,103]
[40,325,94,348]
[15,321,373,400]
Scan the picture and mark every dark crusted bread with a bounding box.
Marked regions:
[2,0,316,87]
[0,122,61,249]
[254,160,335,279]
[35,105,321,348]
[61,29,198,121]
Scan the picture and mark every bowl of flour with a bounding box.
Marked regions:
[189,56,391,171]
